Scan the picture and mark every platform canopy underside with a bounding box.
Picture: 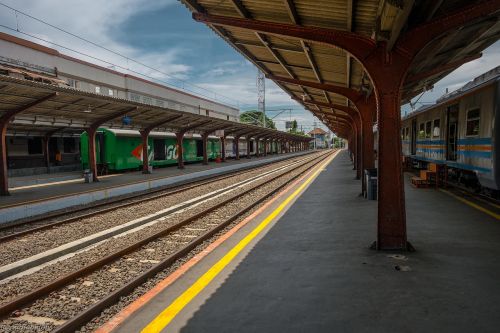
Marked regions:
[180,0,500,129]
[0,75,309,141]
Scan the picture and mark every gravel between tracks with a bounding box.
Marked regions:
[0,152,329,333]
[0,153,319,266]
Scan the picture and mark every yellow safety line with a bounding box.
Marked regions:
[439,189,500,220]
[141,152,337,333]
[464,191,500,210]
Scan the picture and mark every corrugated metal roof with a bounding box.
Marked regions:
[181,0,500,132]
[0,74,309,141]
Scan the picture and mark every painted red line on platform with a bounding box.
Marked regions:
[95,151,338,333]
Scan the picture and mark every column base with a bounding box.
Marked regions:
[370,241,415,252]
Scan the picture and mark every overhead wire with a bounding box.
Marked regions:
[0,2,241,107]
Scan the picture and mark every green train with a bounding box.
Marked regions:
[80,128,221,173]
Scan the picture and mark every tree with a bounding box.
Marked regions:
[240,110,276,129]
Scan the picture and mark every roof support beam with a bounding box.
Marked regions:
[406,53,482,84]
[234,40,304,53]
[387,0,415,51]
[143,114,184,133]
[270,75,363,101]
[178,120,213,134]
[294,97,357,115]
[284,0,300,24]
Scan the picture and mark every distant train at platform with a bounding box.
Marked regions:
[401,66,500,194]
[80,128,277,173]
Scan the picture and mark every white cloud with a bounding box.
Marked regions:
[0,0,191,85]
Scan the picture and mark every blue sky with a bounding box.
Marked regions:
[0,0,498,133]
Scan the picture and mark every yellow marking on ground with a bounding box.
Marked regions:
[141,152,337,333]
[439,189,500,220]
[456,188,500,210]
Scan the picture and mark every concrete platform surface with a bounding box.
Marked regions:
[0,152,309,223]
[111,150,500,333]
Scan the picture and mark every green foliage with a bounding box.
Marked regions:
[240,110,276,129]
[288,119,307,135]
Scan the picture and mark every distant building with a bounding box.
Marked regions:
[0,32,239,122]
[308,128,327,148]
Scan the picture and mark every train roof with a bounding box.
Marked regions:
[402,66,500,120]
[102,128,219,139]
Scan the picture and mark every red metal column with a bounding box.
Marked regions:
[202,133,209,165]
[176,132,185,169]
[221,136,226,162]
[194,2,499,250]
[140,130,151,174]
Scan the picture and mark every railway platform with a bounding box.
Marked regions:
[0,151,310,224]
[101,149,500,333]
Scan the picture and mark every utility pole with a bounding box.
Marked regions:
[313,120,317,150]
[257,70,265,128]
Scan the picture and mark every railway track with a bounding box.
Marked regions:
[0,154,319,278]
[0,152,314,242]
[0,151,332,333]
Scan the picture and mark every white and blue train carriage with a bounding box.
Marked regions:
[401,66,500,193]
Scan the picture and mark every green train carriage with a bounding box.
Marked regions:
[81,128,221,172]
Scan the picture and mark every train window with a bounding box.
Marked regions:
[433,119,440,137]
[401,128,404,139]
[466,108,480,136]
[95,86,101,94]
[425,121,432,138]
[419,123,425,139]
[406,127,410,139]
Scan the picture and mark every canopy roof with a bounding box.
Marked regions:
[0,74,309,141]
[181,0,500,130]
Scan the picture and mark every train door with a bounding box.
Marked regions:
[446,104,459,161]
[153,139,165,160]
[95,132,105,164]
[95,131,106,174]
[411,119,417,155]
[196,139,203,157]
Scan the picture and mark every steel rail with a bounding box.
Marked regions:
[0,152,314,242]
[0,151,332,321]
[54,150,333,333]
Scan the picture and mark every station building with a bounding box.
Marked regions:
[0,32,239,175]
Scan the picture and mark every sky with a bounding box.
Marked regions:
[0,0,498,133]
